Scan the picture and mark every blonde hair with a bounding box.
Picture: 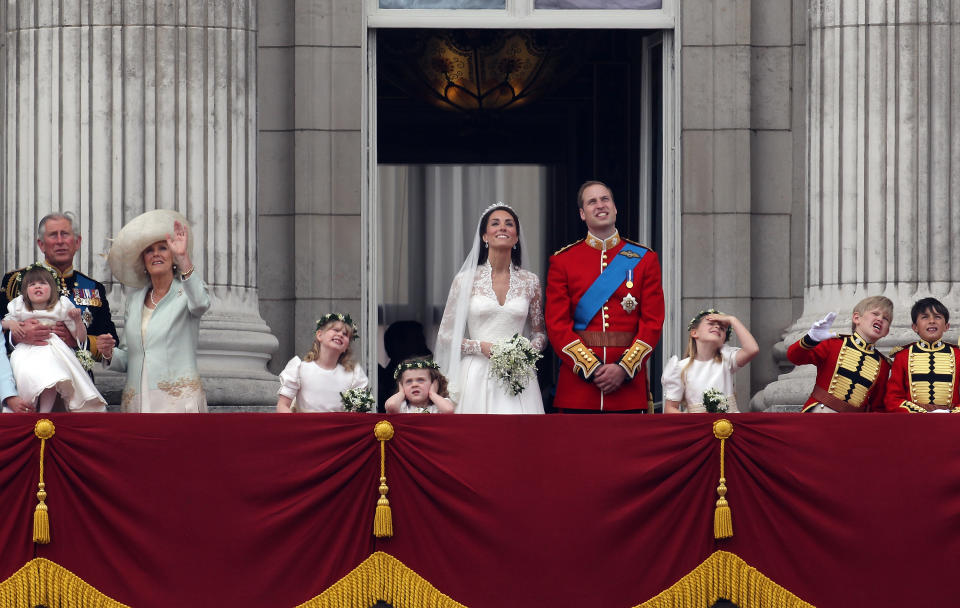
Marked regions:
[851,296,894,332]
[680,318,724,387]
[303,320,357,371]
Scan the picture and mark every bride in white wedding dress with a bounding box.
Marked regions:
[435,204,546,414]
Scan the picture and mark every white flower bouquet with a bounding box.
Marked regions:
[702,388,728,413]
[75,349,95,372]
[488,333,542,396]
[340,387,374,413]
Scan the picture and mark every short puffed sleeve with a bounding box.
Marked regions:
[277,356,303,400]
[661,355,685,402]
[349,365,369,391]
[721,345,743,374]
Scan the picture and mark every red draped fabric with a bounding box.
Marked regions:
[0,413,957,607]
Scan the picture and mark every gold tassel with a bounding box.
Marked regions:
[33,419,56,544]
[373,421,395,538]
[712,419,733,540]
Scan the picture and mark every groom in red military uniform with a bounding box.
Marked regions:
[545,181,665,412]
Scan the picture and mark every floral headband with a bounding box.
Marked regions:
[394,358,440,381]
[16,262,66,297]
[688,308,732,342]
[315,312,359,338]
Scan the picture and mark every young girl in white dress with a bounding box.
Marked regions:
[384,358,455,414]
[661,309,759,414]
[2,264,107,412]
[276,313,368,412]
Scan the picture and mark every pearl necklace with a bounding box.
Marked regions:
[150,288,164,308]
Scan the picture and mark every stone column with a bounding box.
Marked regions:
[754,0,960,409]
[2,0,278,407]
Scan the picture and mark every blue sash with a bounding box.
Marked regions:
[573,243,646,330]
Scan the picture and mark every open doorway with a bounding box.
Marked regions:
[375,28,665,410]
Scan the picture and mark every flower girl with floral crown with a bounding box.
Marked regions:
[2,263,106,412]
[661,309,759,414]
[276,313,370,413]
[384,358,455,414]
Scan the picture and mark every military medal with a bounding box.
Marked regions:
[82,308,93,327]
[621,293,637,313]
[626,268,634,289]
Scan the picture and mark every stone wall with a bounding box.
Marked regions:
[258,0,364,372]
[680,0,807,408]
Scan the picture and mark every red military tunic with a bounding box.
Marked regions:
[545,231,664,411]
[786,332,890,412]
[883,340,960,413]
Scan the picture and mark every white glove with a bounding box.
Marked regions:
[807,312,838,342]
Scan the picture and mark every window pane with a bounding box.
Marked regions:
[379,0,506,8]
[536,0,662,8]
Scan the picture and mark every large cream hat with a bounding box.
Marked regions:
[108,209,193,288]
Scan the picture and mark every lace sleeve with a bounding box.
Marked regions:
[524,272,547,352]
[436,272,481,362]
[461,338,482,356]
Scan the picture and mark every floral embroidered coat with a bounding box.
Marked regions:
[108,275,210,413]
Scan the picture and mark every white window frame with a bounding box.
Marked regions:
[361,3,681,388]
[367,0,676,29]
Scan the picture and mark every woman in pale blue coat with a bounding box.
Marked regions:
[99,210,210,412]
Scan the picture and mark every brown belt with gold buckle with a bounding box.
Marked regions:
[810,386,863,413]
[576,331,634,348]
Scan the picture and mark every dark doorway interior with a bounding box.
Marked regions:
[378,28,660,251]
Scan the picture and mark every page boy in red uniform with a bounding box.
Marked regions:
[884,297,960,413]
[787,296,893,413]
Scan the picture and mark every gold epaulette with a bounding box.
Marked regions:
[4,267,25,301]
[887,345,906,357]
[552,239,584,256]
[622,237,651,250]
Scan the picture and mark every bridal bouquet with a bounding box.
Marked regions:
[488,334,542,396]
[75,348,95,372]
[340,387,374,413]
[702,388,728,413]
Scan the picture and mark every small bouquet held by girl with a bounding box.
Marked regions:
[487,333,543,397]
[1,263,106,412]
[661,309,759,414]
[276,312,369,413]
[385,358,455,414]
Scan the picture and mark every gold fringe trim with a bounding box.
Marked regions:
[373,421,395,538]
[296,551,466,608]
[0,558,130,608]
[712,419,733,539]
[33,419,56,544]
[634,550,815,608]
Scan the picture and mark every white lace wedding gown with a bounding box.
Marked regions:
[440,263,546,414]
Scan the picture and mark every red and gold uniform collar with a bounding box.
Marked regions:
[849,332,876,353]
[585,231,620,251]
[914,339,946,351]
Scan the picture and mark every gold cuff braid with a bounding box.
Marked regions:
[561,339,600,379]
[618,339,652,378]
